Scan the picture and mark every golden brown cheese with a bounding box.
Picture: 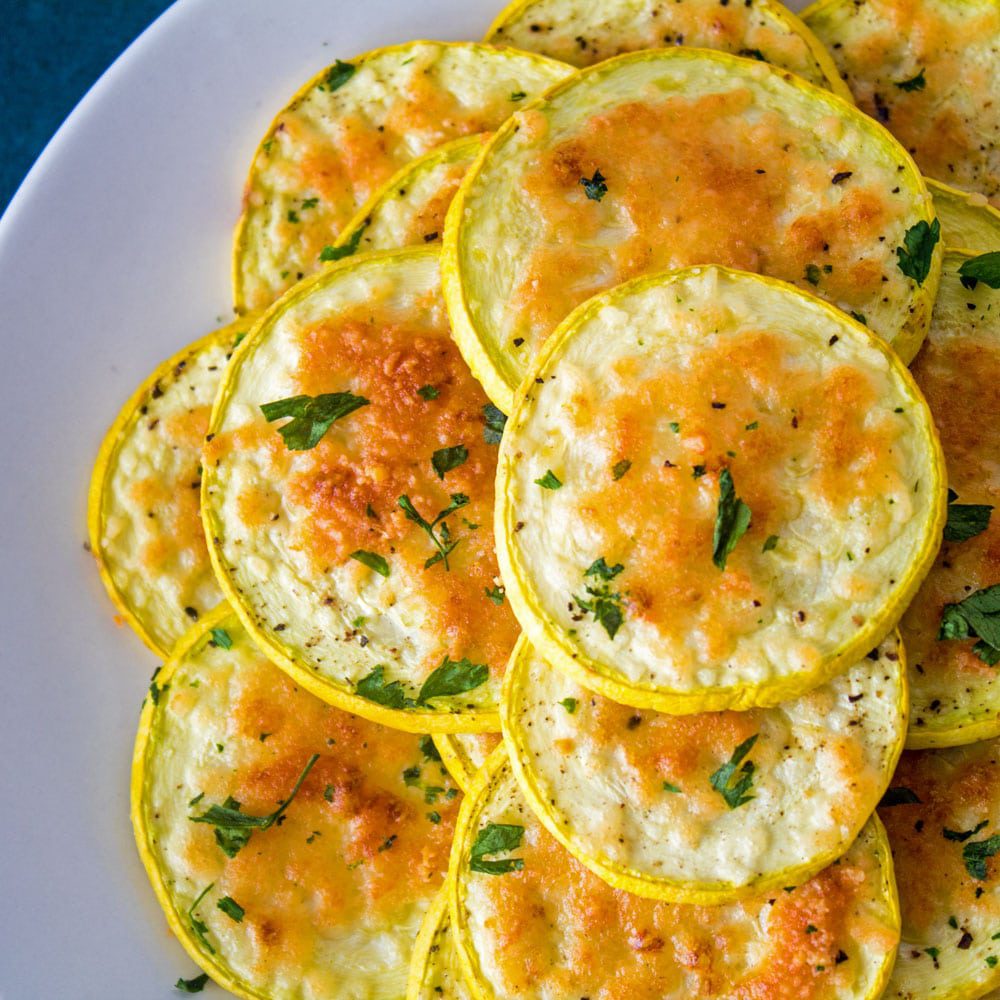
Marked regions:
[233,42,572,312]
[902,250,1000,747]
[804,0,1000,205]
[879,741,1000,998]
[452,753,900,1000]
[133,608,461,998]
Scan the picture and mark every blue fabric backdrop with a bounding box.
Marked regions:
[1,0,174,212]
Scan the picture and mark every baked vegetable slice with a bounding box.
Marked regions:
[503,632,906,903]
[903,249,1000,748]
[803,0,1000,206]
[433,732,502,792]
[496,265,945,714]
[485,0,850,97]
[204,247,519,733]
[444,46,940,410]
[407,884,471,1000]
[233,41,572,313]
[929,179,1000,253]
[132,605,461,999]
[88,319,252,655]
[333,135,486,259]
[450,747,900,1000]
[879,740,1000,998]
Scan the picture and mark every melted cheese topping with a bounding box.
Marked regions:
[338,136,484,256]
[205,250,518,728]
[804,0,1000,206]
[928,179,1000,254]
[903,251,1000,747]
[92,321,250,654]
[486,0,844,93]
[879,741,1000,998]
[135,610,461,999]
[408,886,471,1000]
[504,634,905,899]
[447,47,937,407]
[434,732,503,791]
[234,42,571,312]
[453,754,899,1000]
[497,266,943,711]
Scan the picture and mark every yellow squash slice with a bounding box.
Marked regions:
[233,41,572,313]
[433,732,502,793]
[204,248,519,733]
[88,318,252,655]
[503,632,906,903]
[450,748,900,1000]
[334,135,486,258]
[803,0,1000,207]
[929,179,1000,253]
[485,0,850,97]
[879,740,1000,999]
[443,46,939,410]
[407,884,472,1000]
[496,265,945,714]
[903,249,1000,748]
[131,605,462,999]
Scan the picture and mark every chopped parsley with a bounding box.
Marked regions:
[482,403,507,444]
[175,973,210,993]
[208,628,233,650]
[509,90,526,101]
[356,656,488,709]
[712,468,752,571]
[895,68,926,92]
[398,493,469,570]
[580,169,608,201]
[484,584,505,605]
[669,421,681,433]
[420,735,442,761]
[355,666,410,709]
[939,584,1000,666]
[417,384,439,400]
[560,697,578,714]
[574,557,626,639]
[319,223,366,262]
[850,311,868,326]
[944,489,993,542]
[964,834,1000,880]
[323,59,355,91]
[190,754,319,858]
[879,786,921,807]
[612,459,632,481]
[943,819,989,843]
[804,263,821,286]
[896,218,940,286]
[349,549,390,577]
[710,734,758,809]
[662,781,682,794]
[432,445,469,479]
[470,823,525,875]
[958,251,1000,290]
[535,469,562,490]
[427,811,441,823]
[261,391,369,450]
[216,896,244,923]
[187,884,216,955]
[762,534,779,553]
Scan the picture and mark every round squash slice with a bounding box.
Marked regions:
[902,250,1000,749]
[204,247,519,733]
[878,740,1000,999]
[929,179,1000,254]
[233,41,572,313]
[502,632,906,903]
[131,605,462,999]
[485,0,850,97]
[802,0,1000,207]
[496,265,945,714]
[433,732,502,792]
[88,318,253,655]
[443,46,940,411]
[333,135,486,259]
[407,884,471,1000]
[450,748,900,1000]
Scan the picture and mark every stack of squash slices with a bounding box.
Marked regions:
[86,1,1000,997]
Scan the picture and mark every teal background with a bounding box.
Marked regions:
[2,0,174,212]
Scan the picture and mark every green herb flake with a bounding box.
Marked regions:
[324,59,355,91]
[580,169,608,201]
[925,947,940,960]
[988,956,998,968]
[287,209,300,224]
[713,468,752,571]
[745,421,758,431]
[804,263,821,286]
[482,403,507,444]
[485,584,505,605]
[612,459,632,481]
[943,819,989,842]
[535,469,563,490]
[356,666,410,709]
[850,311,868,326]
[945,489,993,542]
[964,834,1000,880]
[417,656,489,705]
[896,218,940,286]
[669,421,681,433]
[427,811,441,824]
[217,896,244,923]
[187,883,216,955]
[692,464,706,479]
[575,557,626,639]
[432,444,469,479]
[762,534,779,553]
[324,784,334,802]
[470,823,525,875]
[806,924,818,934]
[662,781,682,794]
[349,549,390,577]
[301,197,319,209]
[560,697,578,714]
[510,90,526,101]
[879,786,922,807]
[709,734,758,809]
[398,493,469,570]
[895,68,926,92]
[958,251,1000,290]
[319,223,365,262]
[209,628,233,650]
[261,391,369,450]
[938,584,1000,666]
[175,973,210,993]
[417,384,439,400]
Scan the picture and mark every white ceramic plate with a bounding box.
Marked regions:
[0,0,807,995]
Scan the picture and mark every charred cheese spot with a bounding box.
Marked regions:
[234,42,571,312]
[928,179,1000,253]
[136,611,460,998]
[903,251,1000,747]
[205,249,517,727]
[485,0,846,94]
[497,266,944,712]
[879,740,1000,998]
[454,755,899,1000]
[504,635,905,899]
[805,0,1000,206]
